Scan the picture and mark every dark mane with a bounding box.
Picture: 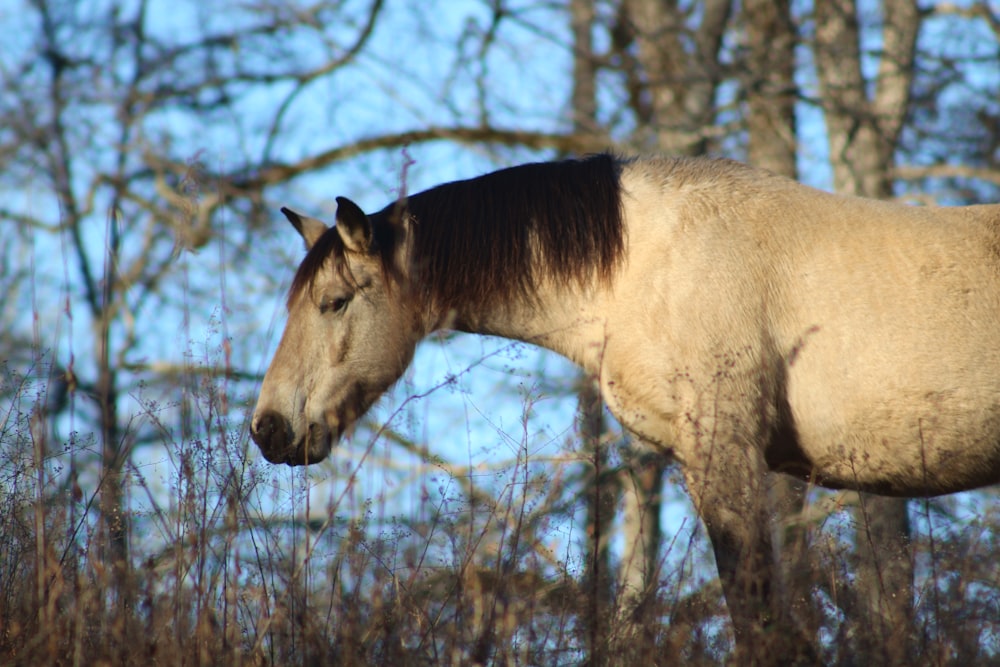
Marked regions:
[290,153,625,311]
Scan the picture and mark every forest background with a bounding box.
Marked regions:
[1,1,999,664]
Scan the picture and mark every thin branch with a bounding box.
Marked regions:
[892,164,1000,187]
[218,127,607,192]
[121,360,262,383]
[261,0,386,165]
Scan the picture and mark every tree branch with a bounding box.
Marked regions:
[220,127,606,193]
[892,164,1000,188]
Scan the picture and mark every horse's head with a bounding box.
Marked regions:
[250,198,421,465]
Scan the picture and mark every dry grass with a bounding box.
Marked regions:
[1,342,998,666]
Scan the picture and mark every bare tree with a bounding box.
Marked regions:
[617,0,731,154]
[741,1,822,662]
[0,0,388,593]
[565,2,734,660]
[612,0,731,596]
[813,1,920,662]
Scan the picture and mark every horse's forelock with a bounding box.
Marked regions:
[286,227,349,310]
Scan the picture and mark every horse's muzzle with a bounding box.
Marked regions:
[251,410,333,465]
[250,410,298,464]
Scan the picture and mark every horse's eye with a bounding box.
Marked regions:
[319,295,350,315]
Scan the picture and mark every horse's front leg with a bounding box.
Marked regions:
[679,427,813,666]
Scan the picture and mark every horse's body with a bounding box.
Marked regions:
[251,154,1000,662]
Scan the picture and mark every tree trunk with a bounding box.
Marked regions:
[96,210,131,605]
[570,5,616,662]
[620,0,730,155]
[616,442,666,646]
[814,1,920,661]
[744,2,821,660]
[578,375,615,664]
[607,3,731,656]
[745,0,797,178]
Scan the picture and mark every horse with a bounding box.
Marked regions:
[250,153,1000,663]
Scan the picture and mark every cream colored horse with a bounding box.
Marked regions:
[251,154,1000,663]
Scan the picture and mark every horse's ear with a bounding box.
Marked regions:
[335,196,373,253]
[281,207,328,250]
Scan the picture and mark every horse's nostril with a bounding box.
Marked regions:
[250,410,294,462]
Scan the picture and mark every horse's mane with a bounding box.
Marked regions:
[290,153,625,311]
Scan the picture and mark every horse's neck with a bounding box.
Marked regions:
[448,288,611,377]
